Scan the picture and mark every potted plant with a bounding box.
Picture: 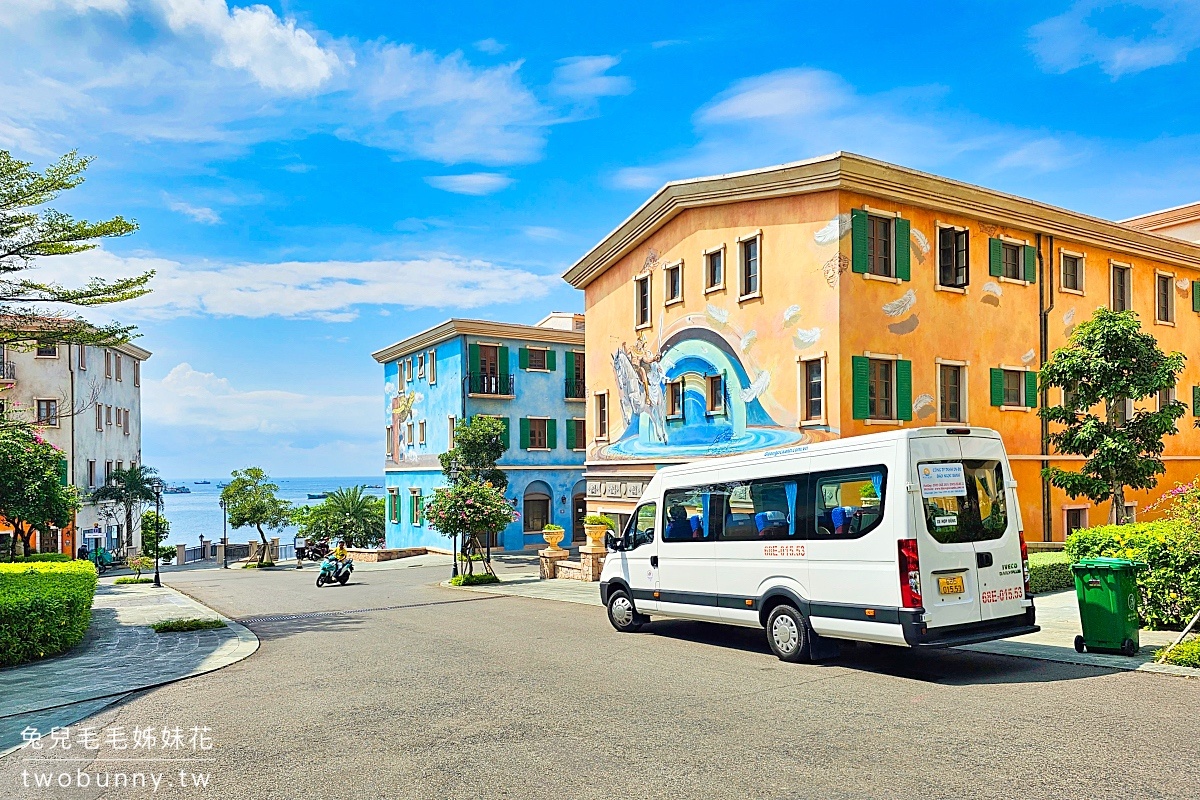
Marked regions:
[542,523,566,551]
[583,514,616,549]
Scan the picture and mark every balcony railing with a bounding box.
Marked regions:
[0,361,14,381]
[466,372,514,396]
[565,378,586,400]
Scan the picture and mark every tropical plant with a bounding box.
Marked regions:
[0,149,151,351]
[92,464,158,549]
[220,467,291,565]
[291,486,384,549]
[439,416,508,490]
[1039,308,1187,524]
[583,514,616,530]
[423,479,517,577]
[140,509,172,560]
[0,425,80,558]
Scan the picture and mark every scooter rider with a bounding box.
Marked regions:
[330,539,348,577]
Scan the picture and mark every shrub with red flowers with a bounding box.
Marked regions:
[423,479,516,571]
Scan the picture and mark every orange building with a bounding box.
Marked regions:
[563,152,1200,541]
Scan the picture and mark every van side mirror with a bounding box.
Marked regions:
[604,531,617,551]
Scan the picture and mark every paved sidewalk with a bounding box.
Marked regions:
[0,579,258,755]
[453,577,1199,678]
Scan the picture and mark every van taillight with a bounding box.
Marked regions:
[898,538,922,608]
[1019,531,1032,598]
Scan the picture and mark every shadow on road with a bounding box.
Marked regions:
[642,619,1120,685]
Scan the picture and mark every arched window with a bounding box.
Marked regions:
[523,481,552,532]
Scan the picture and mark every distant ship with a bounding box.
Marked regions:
[307,492,329,500]
[194,480,211,485]
[162,485,192,494]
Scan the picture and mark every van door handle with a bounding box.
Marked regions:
[650,556,658,568]
[976,552,993,569]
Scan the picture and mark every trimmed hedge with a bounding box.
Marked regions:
[1029,551,1073,594]
[450,572,499,586]
[1065,521,1200,630]
[0,560,98,667]
[2,553,71,563]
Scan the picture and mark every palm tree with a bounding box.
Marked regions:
[324,486,385,548]
[92,464,158,550]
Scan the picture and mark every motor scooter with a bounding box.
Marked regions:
[316,554,353,587]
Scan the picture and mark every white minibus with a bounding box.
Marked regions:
[598,427,1039,661]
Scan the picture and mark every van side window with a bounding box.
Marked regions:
[625,503,657,549]
[813,467,887,539]
[662,489,718,541]
[719,479,799,541]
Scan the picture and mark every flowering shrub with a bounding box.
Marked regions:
[1145,480,1200,530]
[423,480,517,544]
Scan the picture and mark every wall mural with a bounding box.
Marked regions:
[384,384,422,465]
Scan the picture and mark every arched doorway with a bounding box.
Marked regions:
[571,480,587,542]
[523,481,552,537]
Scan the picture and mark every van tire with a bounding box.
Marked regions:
[606,589,642,633]
[765,604,810,662]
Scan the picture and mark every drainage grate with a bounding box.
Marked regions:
[236,594,504,625]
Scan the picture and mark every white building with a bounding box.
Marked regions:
[0,340,151,555]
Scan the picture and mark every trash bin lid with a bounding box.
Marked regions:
[1071,557,1146,570]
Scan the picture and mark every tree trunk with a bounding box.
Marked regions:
[125,502,134,551]
[1110,482,1127,525]
[256,524,270,565]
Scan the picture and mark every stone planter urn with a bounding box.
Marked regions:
[542,525,566,551]
[584,523,609,550]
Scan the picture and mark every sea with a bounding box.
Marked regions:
[155,477,387,549]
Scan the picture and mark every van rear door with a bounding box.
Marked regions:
[910,437,981,628]
[958,437,1027,623]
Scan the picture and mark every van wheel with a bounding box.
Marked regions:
[766,604,810,662]
[606,589,642,633]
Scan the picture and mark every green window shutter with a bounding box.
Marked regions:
[1193,280,1200,313]
[58,458,69,487]
[498,346,510,377]
[519,417,530,449]
[518,347,529,370]
[894,218,911,281]
[546,349,556,371]
[990,368,1005,407]
[1193,386,1200,416]
[989,238,1003,277]
[565,350,575,378]
[1024,244,1037,283]
[468,343,480,375]
[408,494,416,524]
[851,209,868,274]
[500,417,511,450]
[1025,370,1038,408]
[565,418,576,450]
[896,360,912,421]
[851,355,869,419]
[547,419,557,449]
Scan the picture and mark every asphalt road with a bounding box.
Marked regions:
[5,556,1199,800]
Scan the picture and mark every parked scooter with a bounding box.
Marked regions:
[316,554,353,587]
[92,547,115,575]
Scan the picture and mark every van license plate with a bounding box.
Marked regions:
[938,576,965,595]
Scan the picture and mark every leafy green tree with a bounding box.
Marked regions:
[439,416,508,490]
[423,479,516,576]
[0,425,80,558]
[291,486,384,549]
[1,149,152,349]
[220,467,291,565]
[140,509,172,560]
[92,464,158,549]
[1039,308,1186,524]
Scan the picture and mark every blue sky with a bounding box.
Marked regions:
[4,0,1200,476]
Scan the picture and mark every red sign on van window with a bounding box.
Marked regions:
[763,544,805,558]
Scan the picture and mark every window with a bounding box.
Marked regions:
[528,418,548,449]
[124,410,130,435]
[1123,502,1137,523]
[405,358,413,382]
[87,460,96,488]
[105,350,112,378]
[523,491,551,532]
[868,359,893,420]
[106,405,112,425]
[1065,508,1087,536]
[1112,264,1131,311]
[406,421,414,445]
[1064,381,1080,411]
[1112,397,1133,426]
[938,227,969,288]
[115,354,122,381]
[385,426,393,458]
[662,487,713,541]
[814,468,887,539]
[1002,369,1023,407]
[568,418,586,451]
[1158,386,1176,409]
[802,358,823,421]
[115,408,122,428]
[739,235,760,297]
[427,350,436,384]
[723,479,799,541]
[134,360,140,387]
[1157,274,1174,323]
[115,460,123,473]
[95,404,103,431]
[388,489,400,523]
[35,344,57,358]
[667,380,683,418]
[417,353,425,378]
[868,216,893,277]
[634,274,651,328]
[36,399,58,426]
[105,461,113,483]
[527,348,547,371]
[409,489,423,526]
[1001,242,1023,280]
[920,459,1008,543]
[940,364,963,422]
[1062,254,1083,292]
[623,502,657,550]
[447,416,455,449]
[418,420,426,445]
[78,345,87,370]
[705,248,724,290]
[664,261,682,304]
[706,374,724,414]
[595,392,609,439]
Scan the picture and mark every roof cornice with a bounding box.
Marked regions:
[371,318,585,363]
[114,342,152,361]
[563,152,1200,288]
[1121,200,1200,232]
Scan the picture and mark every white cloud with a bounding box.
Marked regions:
[474,37,505,55]
[521,225,563,241]
[37,247,552,322]
[165,196,221,224]
[551,55,633,102]
[144,362,375,436]
[1029,1,1200,77]
[424,172,513,195]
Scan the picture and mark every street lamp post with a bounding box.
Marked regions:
[219,498,228,569]
[150,479,163,588]
[448,461,459,579]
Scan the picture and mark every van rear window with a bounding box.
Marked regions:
[919,459,1007,543]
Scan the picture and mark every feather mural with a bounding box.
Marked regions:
[882,289,917,317]
[783,304,802,327]
[1021,349,1036,364]
[740,331,758,352]
[814,213,851,245]
[910,228,930,264]
[741,370,770,403]
[913,393,935,418]
[982,281,1003,297]
[793,327,821,348]
[706,304,729,326]
[1064,307,1076,324]
[822,253,850,287]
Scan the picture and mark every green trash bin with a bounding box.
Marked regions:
[1071,557,1145,656]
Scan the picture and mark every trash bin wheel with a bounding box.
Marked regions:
[1073,635,1085,653]
[1121,638,1138,656]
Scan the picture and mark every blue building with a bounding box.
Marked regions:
[371,314,588,552]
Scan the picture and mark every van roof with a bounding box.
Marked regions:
[653,427,1003,479]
